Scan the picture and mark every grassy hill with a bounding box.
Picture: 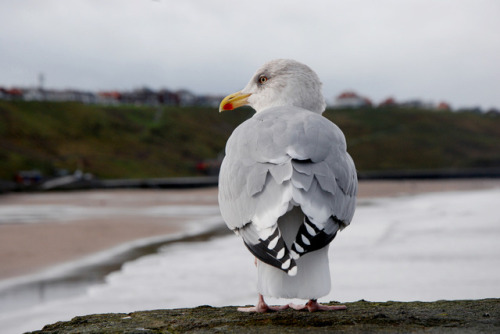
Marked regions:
[324,107,500,173]
[1,100,499,180]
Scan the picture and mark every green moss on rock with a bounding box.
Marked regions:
[30,299,500,333]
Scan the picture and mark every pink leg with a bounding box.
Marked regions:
[238,294,289,313]
[289,299,347,312]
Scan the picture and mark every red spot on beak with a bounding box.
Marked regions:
[222,103,233,111]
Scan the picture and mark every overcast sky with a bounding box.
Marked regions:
[1,0,499,109]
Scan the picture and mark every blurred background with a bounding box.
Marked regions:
[1,0,500,187]
[0,1,499,333]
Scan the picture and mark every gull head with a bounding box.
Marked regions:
[220,59,326,114]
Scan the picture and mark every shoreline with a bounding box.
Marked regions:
[1,179,499,283]
[0,187,219,281]
[0,219,227,315]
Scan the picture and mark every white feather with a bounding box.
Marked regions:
[256,207,331,298]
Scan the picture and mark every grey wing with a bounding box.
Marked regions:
[289,112,358,227]
[218,108,295,232]
[218,107,357,274]
[286,112,357,260]
[218,111,298,275]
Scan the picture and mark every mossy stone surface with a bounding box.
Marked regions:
[30,299,500,333]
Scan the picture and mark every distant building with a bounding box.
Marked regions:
[334,91,372,108]
[22,88,45,101]
[158,89,180,106]
[1,87,24,100]
[0,87,8,100]
[378,97,397,108]
[436,101,451,111]
[9,85,482,113]
[44,89,96,104]
[176,89,197,106]
[128,87,160,106]
[97,91,122,105]
[399,99,435,110]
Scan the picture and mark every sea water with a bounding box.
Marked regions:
[1,188,499,334]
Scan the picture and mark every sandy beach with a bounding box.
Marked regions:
[1,179,499,281]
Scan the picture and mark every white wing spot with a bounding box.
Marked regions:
[281,259,291,270]
[295,243,304,253]
[305,222,316,236]
[301,234,311,246]
[276,247,285,259]
[268,235,279,249]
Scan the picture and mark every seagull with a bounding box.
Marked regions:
[218,59,357,312]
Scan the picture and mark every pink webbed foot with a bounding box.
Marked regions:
[289,299,347,312]
[237,294,289,313]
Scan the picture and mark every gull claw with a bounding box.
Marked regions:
[238,294,289,313]
[289,300,347,312]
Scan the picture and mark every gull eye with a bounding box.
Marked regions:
[258,75,268,84]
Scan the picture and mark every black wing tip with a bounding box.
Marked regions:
[243,230,298,276]
[290,216,340,259]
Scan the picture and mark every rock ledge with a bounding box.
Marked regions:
[30,299,500,333]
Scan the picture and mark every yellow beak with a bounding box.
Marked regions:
[219,91,252,112]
